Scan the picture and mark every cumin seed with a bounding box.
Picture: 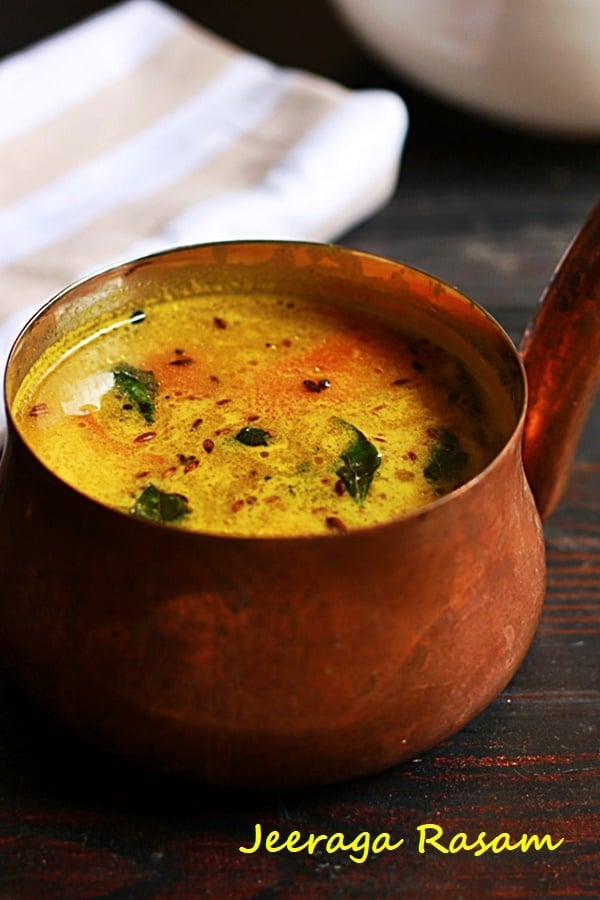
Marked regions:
[326,516,347,532]
[29,403,49,417]
[134,431,156,443]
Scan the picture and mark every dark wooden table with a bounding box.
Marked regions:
[1,3,598,897]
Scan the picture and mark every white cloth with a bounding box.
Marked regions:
[0,0,408,439]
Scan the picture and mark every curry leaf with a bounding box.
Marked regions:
[113,362,157,424]
[335,419,381,502]
[130,484,190,523]
[235,426,271,447]
[424,428,469,485]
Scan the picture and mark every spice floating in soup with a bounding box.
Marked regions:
[13,292,502,536]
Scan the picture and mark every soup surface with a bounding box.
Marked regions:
[14,291,502,536]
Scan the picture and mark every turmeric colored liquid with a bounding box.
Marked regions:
[13,292,501,536]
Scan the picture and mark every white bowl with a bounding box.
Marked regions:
[330,0,600,136]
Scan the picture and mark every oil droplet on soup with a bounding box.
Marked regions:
[13,293,503,536]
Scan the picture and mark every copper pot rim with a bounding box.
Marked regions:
[2,239,530,544]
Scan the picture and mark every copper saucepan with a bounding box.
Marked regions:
[0,204,598,787]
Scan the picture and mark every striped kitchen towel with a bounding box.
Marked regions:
[0,0,407,345]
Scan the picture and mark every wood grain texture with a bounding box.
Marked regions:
[0,1,598,896]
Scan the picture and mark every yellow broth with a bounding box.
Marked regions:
[13,292,502,536]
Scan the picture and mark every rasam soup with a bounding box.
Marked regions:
[13,290,503,536]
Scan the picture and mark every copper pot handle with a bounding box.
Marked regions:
[521,200,600,520]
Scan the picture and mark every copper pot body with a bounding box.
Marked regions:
[0,242,558,786]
